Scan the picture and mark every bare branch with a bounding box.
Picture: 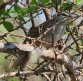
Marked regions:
[0,42,83,80]
[0,71,34,78]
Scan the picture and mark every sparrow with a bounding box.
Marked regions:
[13,12,74,69]
[28,12,73,48]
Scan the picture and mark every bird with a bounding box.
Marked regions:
[28,12,74,48]
[13,12,74,70]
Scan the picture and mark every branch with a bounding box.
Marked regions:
[0,70,55,79]
[0,71,34,78]
[0,0,13,9]
[0,42,82,80]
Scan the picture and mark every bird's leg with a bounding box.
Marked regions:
[17,61,28,81]
[12,50,19,58]
[16,68,24,81]
[5,51,19,59]
[19,66,23,81]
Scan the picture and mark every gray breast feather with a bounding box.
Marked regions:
[42,24,66,43]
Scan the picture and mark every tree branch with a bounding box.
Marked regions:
[0,0,13,9]
[0,42,83,80]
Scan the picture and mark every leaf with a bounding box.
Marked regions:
[9,9,16,13]
[3,21,14,31]
[72,27,76,32]
[30,0,38,5]
[0,16,2,20]
[18,15,25,22]
[27,6,38,12]
[58,0,61,5]
[69,22,73,26]
[81,39,83,45]
[14,5,25,16]
[23,8,28,12]
[65,31,70,34]
[14,4,22,14]
[76,0,82,5]
[0,8,5,15]
[60,3,72,11]
[41,0,50,4]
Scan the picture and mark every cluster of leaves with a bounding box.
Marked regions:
[0,0,82,32]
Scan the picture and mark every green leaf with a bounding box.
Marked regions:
[30,0,38,5]
[51,2,56,6]
[27,6,38,12]
[60,3,72,11]
[23,8,28,12]
[65,31,70,34]
[76,0,82,5]
[18,15,25,22]
[0,8,5,15]
[14,5,25,16]
[14,4,22,14]
[3,21,14,31]
[69,22,73,26]
[0,16,2,20]
[41,0,50,4]
[72,27,76,32]
[81,39,83,45]
[58,0,61,5]
[9,9,16,13]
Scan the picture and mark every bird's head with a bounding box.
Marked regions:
[56,12,75,25]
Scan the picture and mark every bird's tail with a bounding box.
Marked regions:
[13,52,30,70]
